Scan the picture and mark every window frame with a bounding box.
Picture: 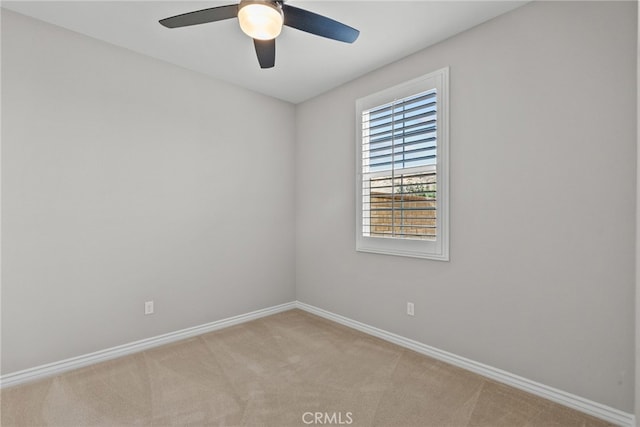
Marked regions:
[355,67,450,261]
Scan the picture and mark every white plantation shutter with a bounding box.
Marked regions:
[364,91,437,171]
[362,90,438,240]
[356,68,449,260]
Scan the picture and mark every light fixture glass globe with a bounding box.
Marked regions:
[238,2,283,40]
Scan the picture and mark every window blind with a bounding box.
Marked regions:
[361,89,437,241]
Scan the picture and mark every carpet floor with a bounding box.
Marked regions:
[1,309,613,426]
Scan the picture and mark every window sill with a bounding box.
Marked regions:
[356,244,449,261]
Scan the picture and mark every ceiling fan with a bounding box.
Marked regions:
[159,0,360,69]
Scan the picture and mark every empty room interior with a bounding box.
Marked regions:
[1,0,638,426]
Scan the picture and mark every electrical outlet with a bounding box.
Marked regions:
[407,302,414,316]
[144,300,154,315]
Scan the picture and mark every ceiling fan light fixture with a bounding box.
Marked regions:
[238,1,283,40]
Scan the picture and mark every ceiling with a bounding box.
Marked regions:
[2,1,528,104]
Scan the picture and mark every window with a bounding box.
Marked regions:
[356,68,449,260]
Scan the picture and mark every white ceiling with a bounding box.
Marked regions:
[2,1,528,103]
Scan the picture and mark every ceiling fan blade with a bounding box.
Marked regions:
[283,4,359,44]
[159,4,238,28]
[254,39,275,69]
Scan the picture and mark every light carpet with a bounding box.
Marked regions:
[0,309,613,426]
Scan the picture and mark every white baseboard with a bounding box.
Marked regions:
[0,301,296,389]
[295,301,635,427]
[1,300,634,427]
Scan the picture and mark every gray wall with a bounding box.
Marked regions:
[1,10,296,374]
[634,0,640,425]
[296,1,636,412]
